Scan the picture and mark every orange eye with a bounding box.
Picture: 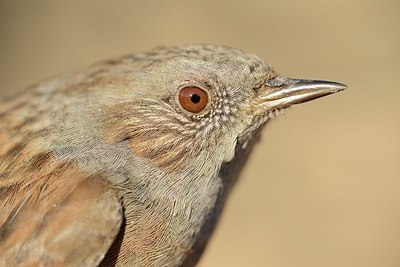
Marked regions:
[178,86,208,113]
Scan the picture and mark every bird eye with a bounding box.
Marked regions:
[178,86,208,113]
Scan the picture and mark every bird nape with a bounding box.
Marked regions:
[0,45,346,267]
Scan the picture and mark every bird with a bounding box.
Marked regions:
[0,45,346,267]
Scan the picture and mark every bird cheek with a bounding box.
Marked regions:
[127,136,191,173]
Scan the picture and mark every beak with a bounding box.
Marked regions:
[254,76,346,112]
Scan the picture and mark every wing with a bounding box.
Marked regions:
[0,164,123,267]
[0,68,125,266]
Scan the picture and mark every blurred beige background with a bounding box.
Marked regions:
[1,1,399,266]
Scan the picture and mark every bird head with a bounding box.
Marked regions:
[106,45,345,176]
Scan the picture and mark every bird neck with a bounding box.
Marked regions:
[108,149,222,266]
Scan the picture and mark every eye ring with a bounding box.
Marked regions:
[178,86,209,113]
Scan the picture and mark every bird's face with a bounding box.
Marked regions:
[108,45,345,176]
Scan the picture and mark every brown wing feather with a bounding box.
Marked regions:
[0,89,123,266]
[0,164,123,267]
